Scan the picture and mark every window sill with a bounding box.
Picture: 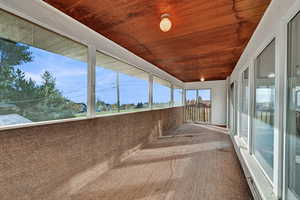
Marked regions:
[0,106,183,132]
[232,135,276,200]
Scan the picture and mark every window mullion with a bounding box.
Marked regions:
[149,74,153,109]
[87,45,96,117]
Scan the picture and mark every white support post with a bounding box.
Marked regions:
[171,84,174,107]
[182,88,185,106]
[116,72,120,112]
[226,77,230,128]
[235,80,239,135]
[237,75,241,138]
[149,74,153,109]
[87,45,96,118]
[183,89,186,106]
[273,25,286,199]
[249,59,255,154]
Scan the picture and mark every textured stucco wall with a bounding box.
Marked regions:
[0,107,183,200]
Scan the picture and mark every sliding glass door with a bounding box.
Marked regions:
[184,89,211,123]
[286,12,300,200]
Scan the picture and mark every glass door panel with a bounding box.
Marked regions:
[253,40,275,181]
[184,90,197,122]
[184,89,211,123]
[198,89,211,123]
[286,11,300,200]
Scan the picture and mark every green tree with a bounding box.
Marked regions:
[0,38,81,122]
[135,102,144,108]
[0,39,32,103]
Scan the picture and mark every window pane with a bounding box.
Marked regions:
[95,66,118,114]
[95,51,149,114]
[286,12,300,199]
[253,40,275,181]
[240,68,249,141]
[186,90,197,104]
[119,69,148,112]
[153,77,171,108]
[0,10,88,126]
[198,89,211,101]
[174,86,183,106]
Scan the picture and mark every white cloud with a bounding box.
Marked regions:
[24,72,43,84]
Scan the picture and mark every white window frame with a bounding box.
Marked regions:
[173,86,184,107]
[238,66,250,147]
[282,2,300,200]
[0,5,183,131]
[233,35,281,200]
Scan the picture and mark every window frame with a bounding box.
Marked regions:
[252,38,276,184]
[152,76,172,109]
[238,67,250,145]
[0,16,90,126]
[0,8,182,131]
[198,88,212,124]
[173,86,184,107]
[233,35,281,200]
[283,6,300,200]
[94,50,150,115]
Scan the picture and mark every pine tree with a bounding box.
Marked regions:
[0,38,80,122]
[0,39,32,103]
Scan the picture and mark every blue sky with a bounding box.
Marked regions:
[9,40,275,106]
[186,89,211,101]
[153,83,171,103]
[17,46,88,103]
[96,67,149,104]
[15,44,171,105]
[174,88,183,104]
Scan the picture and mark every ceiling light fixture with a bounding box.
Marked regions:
[268,73,275,78]
[160,14,172,32]
[200,77,205,82]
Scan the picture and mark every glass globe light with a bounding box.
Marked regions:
[160,14,172,32]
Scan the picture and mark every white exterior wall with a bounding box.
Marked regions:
[211,86,227,125]
[228,0,300,199]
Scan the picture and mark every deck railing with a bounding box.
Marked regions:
[255,110,274,126]
[184,103,211,123]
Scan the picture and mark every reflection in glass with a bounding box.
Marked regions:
[286,12,300,199]
[253,40,275,181]
[240,68,249,141]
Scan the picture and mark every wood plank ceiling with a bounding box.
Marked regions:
[43,0,271,82]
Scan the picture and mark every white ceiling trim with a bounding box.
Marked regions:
[184,80,227,89]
